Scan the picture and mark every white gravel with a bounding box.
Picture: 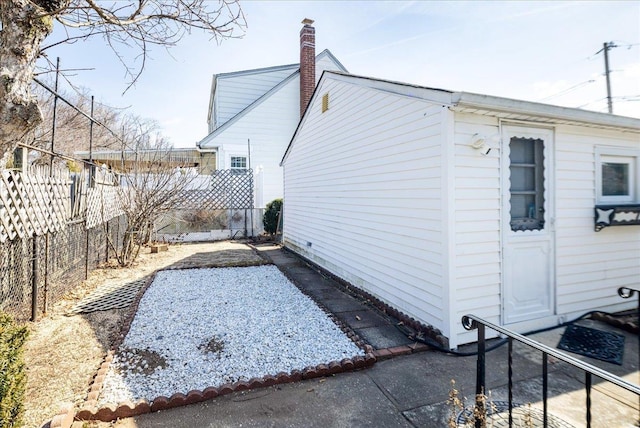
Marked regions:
[98,265,364,404]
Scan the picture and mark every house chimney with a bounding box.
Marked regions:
[299,18,315,118]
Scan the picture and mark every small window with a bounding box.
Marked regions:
[596,148,638,203]
[230,156,247,174]
[509,137,545,231]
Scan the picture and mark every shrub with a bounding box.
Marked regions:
[0,313,29,428]
[263,198,283,235]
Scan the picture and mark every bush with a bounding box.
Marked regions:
[0,313,29,428]
[263,198,283,235]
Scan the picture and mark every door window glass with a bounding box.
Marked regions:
[509,137,545,231]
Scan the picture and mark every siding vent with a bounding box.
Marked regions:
[321,93,329,113]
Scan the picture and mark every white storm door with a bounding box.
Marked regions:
[502,125,555,325]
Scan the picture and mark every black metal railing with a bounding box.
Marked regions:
[618,286,640,428]
[462,312,640,428]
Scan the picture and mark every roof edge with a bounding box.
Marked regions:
[318,49,348,73]
[215,63,299,80]
[452,92,640,130]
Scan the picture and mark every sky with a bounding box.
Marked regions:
[40,1,640,148]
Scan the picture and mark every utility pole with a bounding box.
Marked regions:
[602,41,617,114]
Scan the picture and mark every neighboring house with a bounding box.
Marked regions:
[281,71,640,348]
[198,19,347,208]
[76,148,217,174]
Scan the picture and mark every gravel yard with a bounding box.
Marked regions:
[99,265,364,405]
[22,241,266,428]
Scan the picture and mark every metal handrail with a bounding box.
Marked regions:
[462,313,640,428]
[462,315,640,395]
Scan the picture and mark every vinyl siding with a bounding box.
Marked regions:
[215,67,295,129]
[283,76,448,334]
[204,53,346,205]
[213,52,344,131]
[283,72,639,349]
[213,77,300,206]
[451,112,502,347]
[315,54,343,78]
[554,124,640,316]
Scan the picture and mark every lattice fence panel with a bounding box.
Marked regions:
[0,169,70,243]
[174,169,254,210]
[86,185,124,229]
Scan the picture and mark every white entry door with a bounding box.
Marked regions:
[502,125,555,325]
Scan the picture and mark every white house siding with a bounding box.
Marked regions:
[449,118,639,346]
[214,77,300,207]
[283,77,449,337]
[214,67,296,130]
[451,112,502,347]
[212,53,342,132]
[315,54,342,81]
[203,54,347,206]
[554,125,640,318]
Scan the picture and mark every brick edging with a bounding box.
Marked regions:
[74,271,157,422]
[49,402,74,428]
[73,263,376,423]
[372,342,431,360]
[75,353,376,422]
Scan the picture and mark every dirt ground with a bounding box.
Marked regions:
[22,241,267,428]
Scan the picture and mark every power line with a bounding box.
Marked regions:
[575,97,607,109]
[538,79,597,102]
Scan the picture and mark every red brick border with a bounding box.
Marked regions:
[75,353,376,422]
[49,403,74,428]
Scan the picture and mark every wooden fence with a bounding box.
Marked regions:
[0,167,69,242]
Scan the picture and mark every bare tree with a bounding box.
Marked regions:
[105,120,199,266]
[0,0,245,167]
[29,83,123,164]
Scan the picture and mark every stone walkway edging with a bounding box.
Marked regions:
[74,353,376,422]
[372,342,430,360]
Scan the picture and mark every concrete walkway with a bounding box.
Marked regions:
[112,245,639,427]
[254,244,422,353]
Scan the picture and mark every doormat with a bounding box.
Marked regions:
[557,324,625,365]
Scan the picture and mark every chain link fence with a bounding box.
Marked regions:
[0,215,126,323]
[0,236,36,321]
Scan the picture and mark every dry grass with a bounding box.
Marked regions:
[22,241,266,428]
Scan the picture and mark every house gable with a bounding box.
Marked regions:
[200,49,347,149]
[283,71,640,165]
[202,74,300,207]
[208,64,298,133]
